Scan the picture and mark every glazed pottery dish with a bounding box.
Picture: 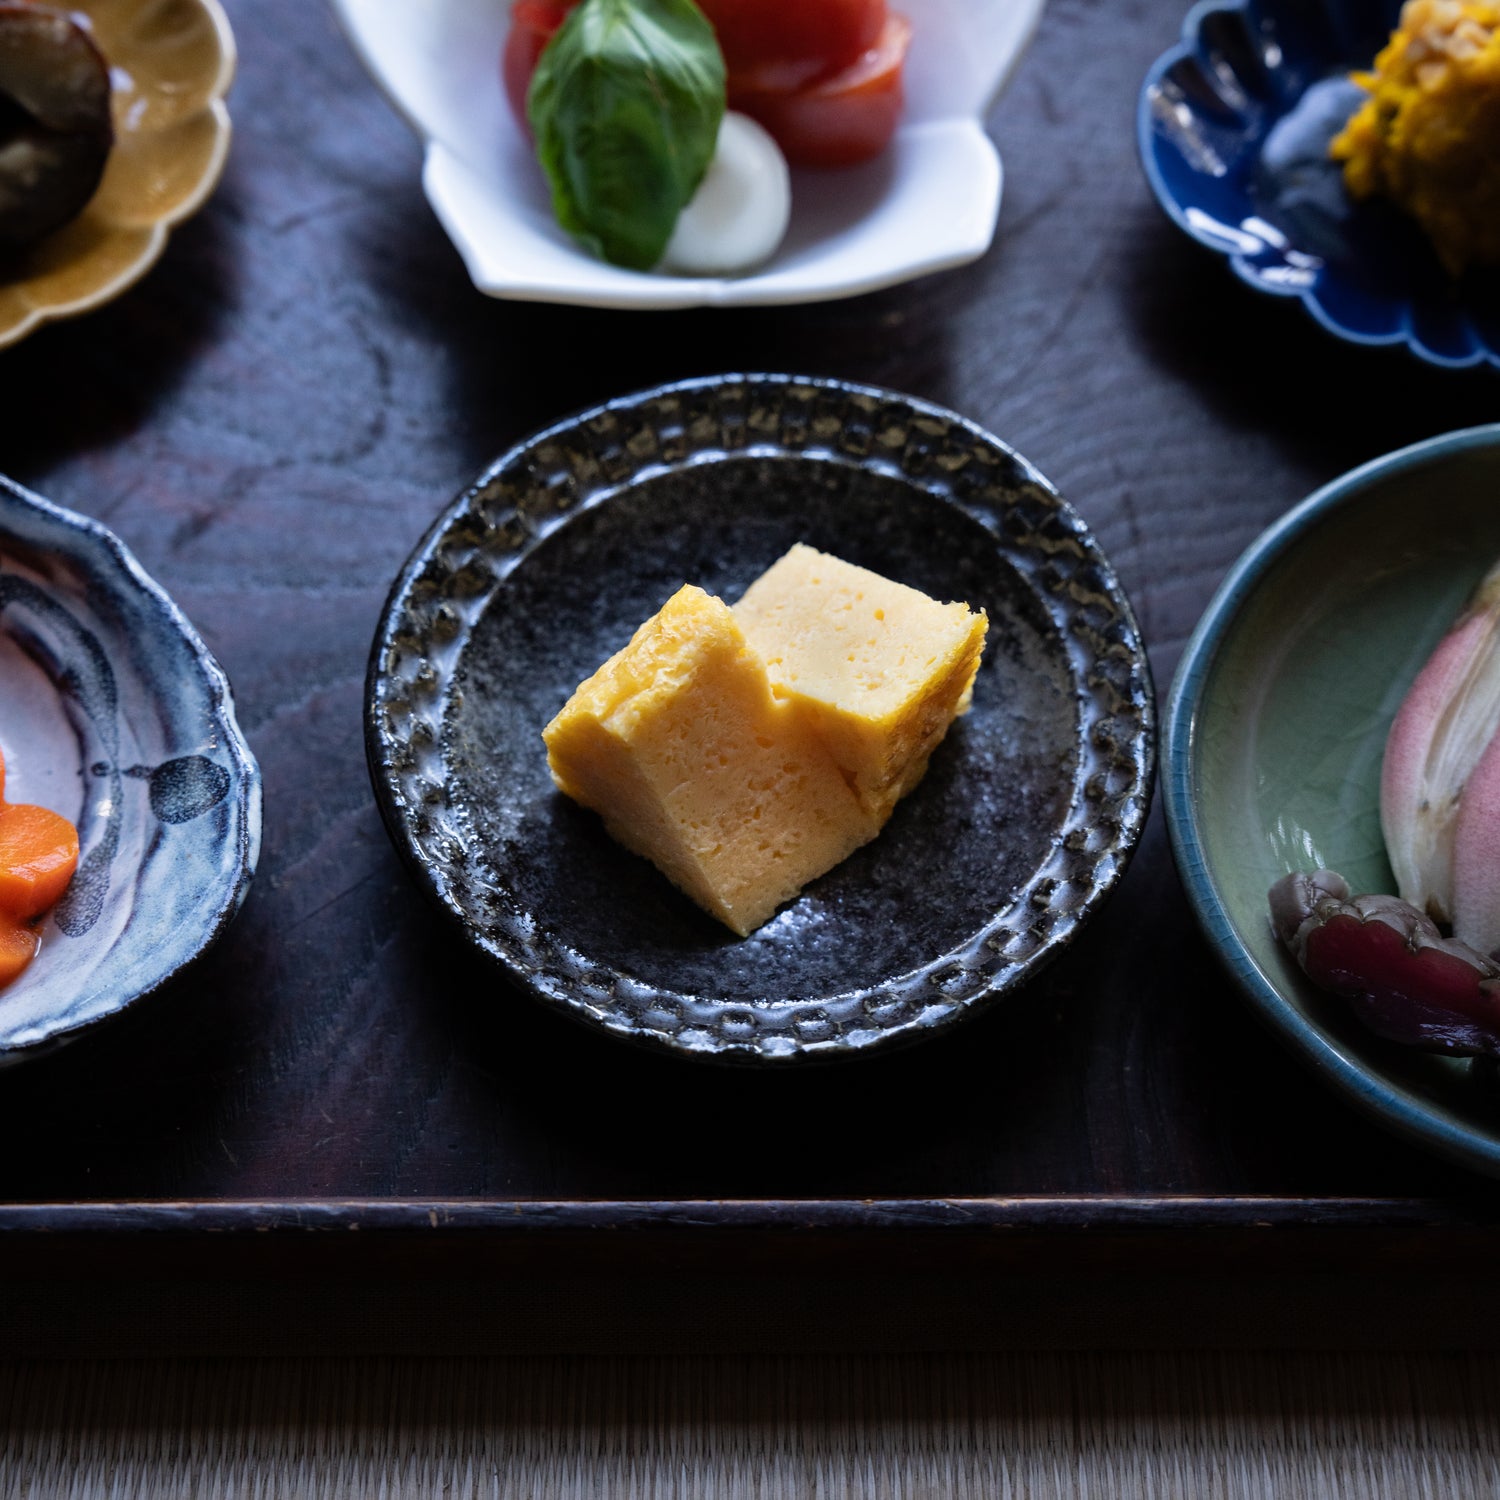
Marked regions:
[1139,0,1500,370]
[0,0,235,350]
[367,376,1154,1063]
[330,0,1044,309]
[1166,425,1500,1174]
[0,477,261,1060]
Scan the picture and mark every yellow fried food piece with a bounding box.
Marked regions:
[1331,0,1500,275]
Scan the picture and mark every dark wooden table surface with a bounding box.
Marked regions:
[1,0,1499,1353]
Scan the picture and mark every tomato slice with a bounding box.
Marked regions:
[502,0,573,131]
[501,0,908,166]
[696,0,885,90]
[729,11,910,168]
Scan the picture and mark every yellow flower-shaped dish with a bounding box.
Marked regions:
[0,0,234,349]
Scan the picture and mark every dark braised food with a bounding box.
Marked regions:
[1270,868,1500,1057]
[0,3,112,251]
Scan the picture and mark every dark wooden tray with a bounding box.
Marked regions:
[1,0,1499,1355]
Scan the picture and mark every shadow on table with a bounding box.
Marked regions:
[1116,201,1499,487]
[0,188,244,483]
[337,185,985,481]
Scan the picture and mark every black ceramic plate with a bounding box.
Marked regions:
[0,476,261,1061]
[366,376,1155,1062]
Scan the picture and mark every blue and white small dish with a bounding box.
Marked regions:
[0,476,262,1061]
[1139,0,1500,370]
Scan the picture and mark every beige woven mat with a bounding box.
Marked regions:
[3,1353,1496,1497]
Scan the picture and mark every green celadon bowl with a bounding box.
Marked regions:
[1166,425,1500,1177]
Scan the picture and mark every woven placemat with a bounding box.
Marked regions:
[3,1353,1496,1497]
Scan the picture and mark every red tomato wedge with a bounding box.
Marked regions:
[697,0,885,89]
[502,0,571,131]
[730,12,910,168]
[499,0,910,168]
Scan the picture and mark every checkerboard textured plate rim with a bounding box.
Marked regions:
[365,374,1155,1063]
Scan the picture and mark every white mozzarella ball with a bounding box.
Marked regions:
[661,111,791,277]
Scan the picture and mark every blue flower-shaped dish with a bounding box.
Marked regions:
[1139,0,1500,370]
[0,477,262,1061]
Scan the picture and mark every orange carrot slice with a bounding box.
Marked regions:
[0,801,79,920]
[0,920,38,985]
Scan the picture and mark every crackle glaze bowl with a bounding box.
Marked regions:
[0,476,261,1061]
[367,375,1155,1064]
[1140,0,1500,370]
[1166,425,1500,1175]
[0,0,235,350]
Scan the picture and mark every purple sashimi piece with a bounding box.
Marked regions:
[1268,870,1500,1057]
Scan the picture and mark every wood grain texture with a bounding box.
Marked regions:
[0,0,1496,1225]
[3,1354,1498,1497]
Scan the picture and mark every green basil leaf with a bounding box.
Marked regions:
[527,0,725,271]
